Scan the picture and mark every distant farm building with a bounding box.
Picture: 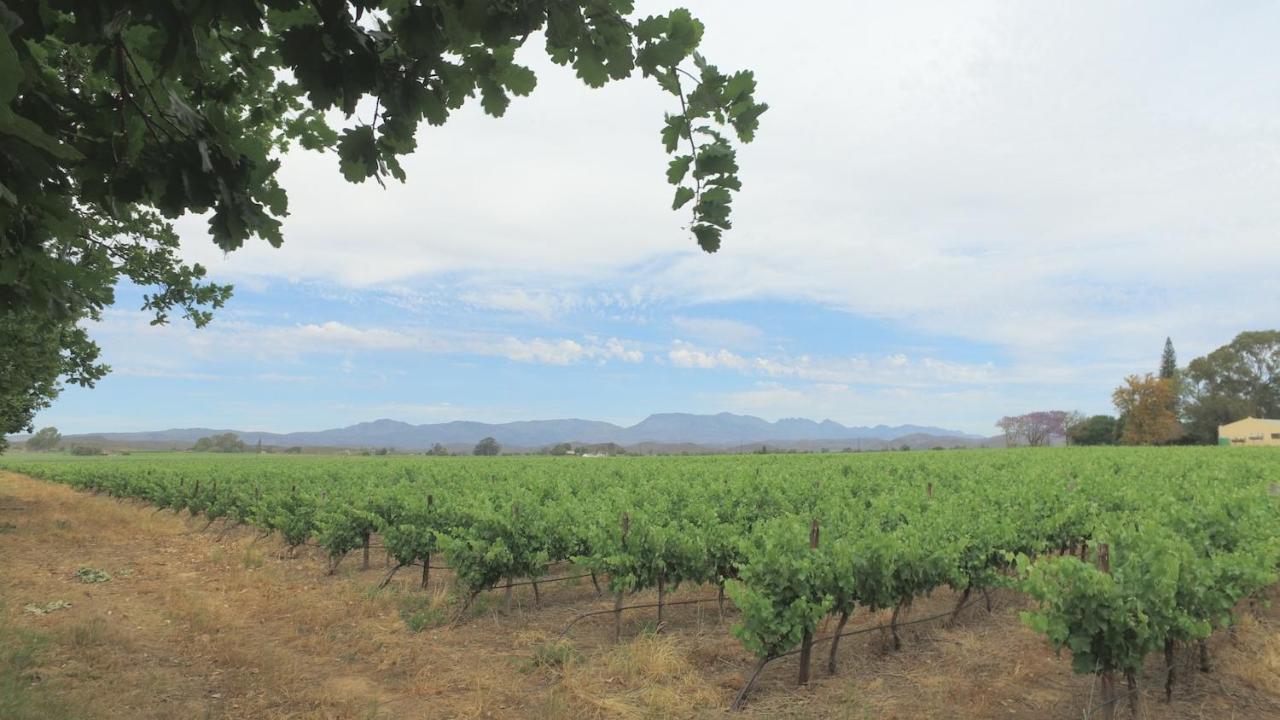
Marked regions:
[1218,417,1280,446]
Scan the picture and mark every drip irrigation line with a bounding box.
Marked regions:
[393,561,452,571]
[377,565,594,590]
[486,572,594,591]
[559,596,725,637]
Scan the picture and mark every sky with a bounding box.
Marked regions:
[32,1,1280,436]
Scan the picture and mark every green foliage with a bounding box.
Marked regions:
[472,437,500,456]
[317,504,380,562]
[529,640,582,669]
[23,426,60,451]
[728,518,832,659]
[1067,415,1118,446]
[0,312,106,453]
[73,567,111,584]
[398,594,446,633]
[1182,330,1280,443]
[1018,508,1279,676]
[1160,337,1178,380]
[192,433,247,453]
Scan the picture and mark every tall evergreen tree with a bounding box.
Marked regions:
[1160,337,1177,379]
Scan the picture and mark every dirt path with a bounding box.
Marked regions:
[2,471,1279,719]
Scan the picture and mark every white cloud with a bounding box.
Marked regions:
[671,316,764,349]
[460,288,578,321]
[499,337,585,365]
[666,341,1000,388]
[91,310,643,371]
[277,321,419,351]
[667,341,750,370]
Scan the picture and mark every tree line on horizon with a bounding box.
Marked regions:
[998,330,1279,446]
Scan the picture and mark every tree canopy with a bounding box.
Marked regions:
[995,410,1070,447]
[0,1,766,449]
[1159,337,1177,380]
[1065,415,1117,446]
[24,425,61,450]
[1181,330,1280,443]
[473,436,500,456]
[1112,374,1181,445]
[193,432,248,452]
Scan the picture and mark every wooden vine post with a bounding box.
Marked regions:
[798,518,819,686]
[657,570,666,628]
[421,494,433,589]
[506,503,518,610]
[1093,542,1121,720]
[615,512,630,643]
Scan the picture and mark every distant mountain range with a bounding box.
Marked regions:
[28,413,986,451]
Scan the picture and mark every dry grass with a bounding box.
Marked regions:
[2,470,1279,720]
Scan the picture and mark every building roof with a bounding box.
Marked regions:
[1219,416,1280,428]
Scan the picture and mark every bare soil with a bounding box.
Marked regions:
[2,471,1278,719]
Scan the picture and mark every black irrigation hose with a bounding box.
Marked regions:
[558,596,725,638]
[731,595,982,711]
[376,565,595,592]
[489,572,595,591]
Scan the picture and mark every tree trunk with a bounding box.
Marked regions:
[378,563,402,590]
[613,590,624,643]
[590,571,602,596]
[532,577,541,608]
[505,577,513,611]
[1164,639,1176,701]
[656,573,666,628]
[890,602,903,651]
[362,535,370,570]
[1100,671,1117,720]
[1125,669,1142,719]
[797,627,813,685]
[827,609,851,674]
[718,582,726,619]
[948,587,971,626]
[1198,638,1210,673]
[327,553,344,576]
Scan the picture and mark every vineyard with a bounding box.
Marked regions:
[3,447,1278,717]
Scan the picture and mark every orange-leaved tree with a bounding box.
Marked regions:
[1112,374,1182,445]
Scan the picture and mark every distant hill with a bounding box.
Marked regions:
[22,413,984,452]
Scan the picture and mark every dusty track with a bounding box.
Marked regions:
[2,471,1278,719]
